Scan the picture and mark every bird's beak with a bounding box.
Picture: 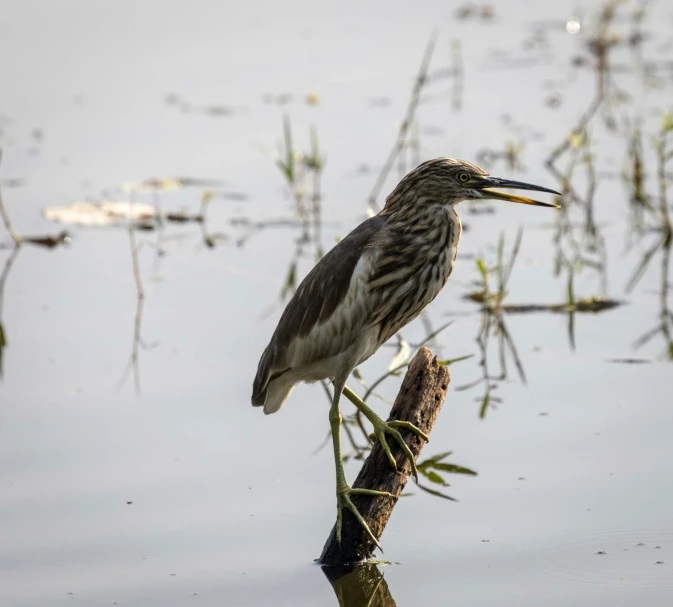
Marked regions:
[477,176,561,208]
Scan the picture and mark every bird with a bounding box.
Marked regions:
[252,157,560,549]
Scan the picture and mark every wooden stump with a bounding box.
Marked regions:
[319,347,450,566]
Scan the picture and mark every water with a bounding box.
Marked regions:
[1,0,672,605]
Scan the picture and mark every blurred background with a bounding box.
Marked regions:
[1,1,672,605]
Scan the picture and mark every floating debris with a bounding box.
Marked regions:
[205,105,235,117]
[164,93,244,117]
[464,294,624,314]
[166,212,203,224]
[44,201,156,226]
[455,3,494,21]
[23,231,71,248]
[607,358,652,364]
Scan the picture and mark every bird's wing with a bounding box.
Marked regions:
[251,215,386,405]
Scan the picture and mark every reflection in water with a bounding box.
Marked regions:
[460,228,621,414]
[541,0,673,362]
[0,163,23,247]
[323,564,396,607]
[0,160,70,378]
[0,245,20,378]
[547,125,608,350]
[623,123,650,230]
[625,113,673,359]
[117,221,158,395]
[632,233,672,359]
[459,231,528,417]
[541,1,672,351]
[476,309,523,418]
[196,190,235,248]
[107,180,238,392]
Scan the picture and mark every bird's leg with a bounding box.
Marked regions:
[329,379,393,549]
[342,385,429,482]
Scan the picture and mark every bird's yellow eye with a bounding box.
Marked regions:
[458,173,470,183]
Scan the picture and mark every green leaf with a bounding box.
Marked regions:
[479,392,490,418]
[433,462,478,476]
[476,258,488,281]
[424,470,448,486]
[422,450,453,464]
[437,353,473,366]
[416,482,458,501]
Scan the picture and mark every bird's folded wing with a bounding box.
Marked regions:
[251,215,386,402]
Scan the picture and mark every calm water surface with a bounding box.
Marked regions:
[1,1,672,605]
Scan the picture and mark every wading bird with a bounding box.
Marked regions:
[252,158,559,549]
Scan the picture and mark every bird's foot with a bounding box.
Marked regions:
[336,484,393,550]
[368,416,429,481]
[341,385,429,481]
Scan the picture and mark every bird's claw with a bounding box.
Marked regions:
[369,418,428,482]
[336,485,394,550]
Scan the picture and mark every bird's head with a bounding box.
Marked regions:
[384,157,561,213]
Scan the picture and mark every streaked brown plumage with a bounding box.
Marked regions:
[251,157,559,549]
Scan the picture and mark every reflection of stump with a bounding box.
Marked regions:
[322,564,397,607]
[319,347,450,566]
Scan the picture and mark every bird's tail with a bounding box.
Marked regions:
[255,372,296,415]
[251,344,295,414]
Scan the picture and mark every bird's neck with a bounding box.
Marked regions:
[383,203,462,255]
[366,204,462,345]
